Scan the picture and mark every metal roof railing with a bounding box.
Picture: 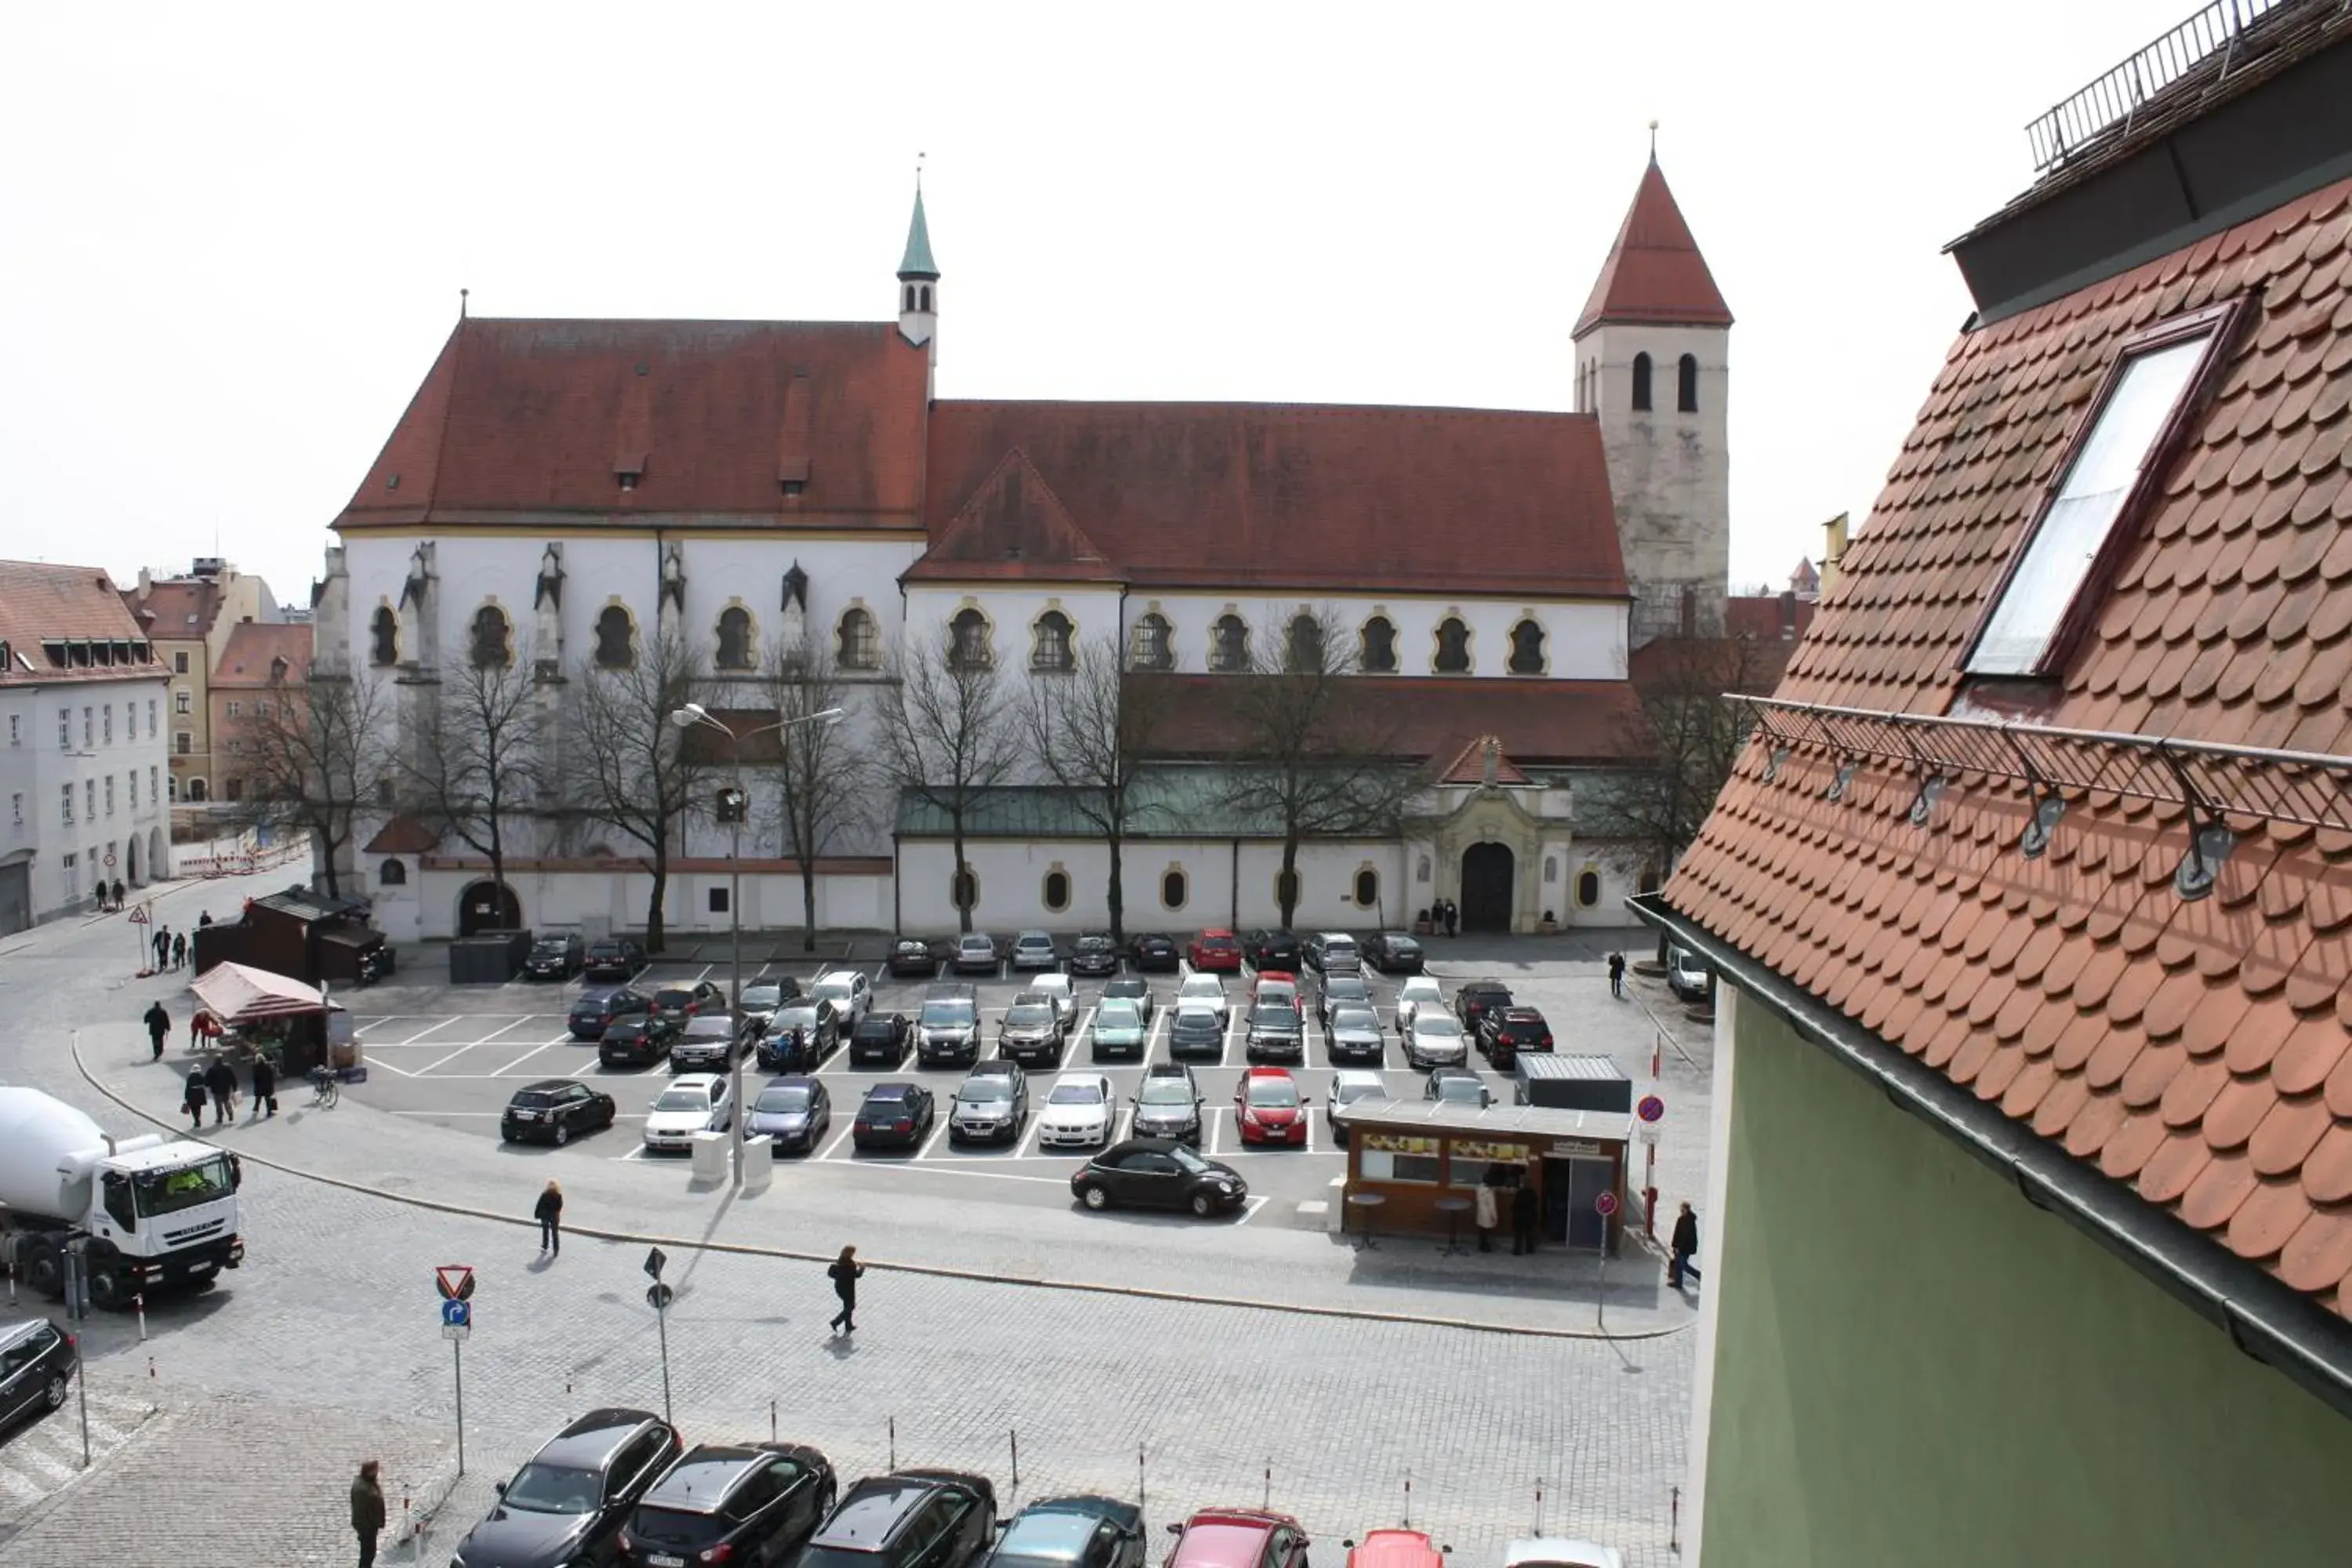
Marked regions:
[2026,0,2286,172]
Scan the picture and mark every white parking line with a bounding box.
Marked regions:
[913,1112,955,1160]
[855,1163,1069,1187]
[1232,1195,1270,1226]
[498,1036,580,1077]
[419,1015,544,1074]
[395,1021,453,1045]
[816,1120,861,1160]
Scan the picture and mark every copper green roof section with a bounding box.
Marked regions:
[898,188,938,280]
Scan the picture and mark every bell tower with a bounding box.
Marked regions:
[897,173,940,378]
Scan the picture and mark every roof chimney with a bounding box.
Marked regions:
[1821,512,1850,596]
[1779,590,1798,638]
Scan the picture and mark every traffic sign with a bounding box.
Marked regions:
[441,1298,471,1328]
[644,1248,668,1280]
[1595,1190,1621,1218]
[1635,1123,1661,1145]
[435,1265,476,1301]
[646,1283,675,1312]
[128,905,150,925]
[444,1321,470,1342]
[1636,1094,1666,1123]
[103,852,117,869]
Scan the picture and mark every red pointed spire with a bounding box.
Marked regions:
[1573,158,1733,337]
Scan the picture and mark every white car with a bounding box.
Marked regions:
[1395,975,1445,1035]
[641,1073,733,1152]
[1505,1538,1623,1568]
[1404,1009,1468,1069]
[1028,971,1078,1031]
[1177,972,1229,1025]
[811,969,873,1028]
[1037,1073,1116,1149]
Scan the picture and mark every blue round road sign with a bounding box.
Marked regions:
[441,1298,471,1328]
[1637,1094,1665,1123]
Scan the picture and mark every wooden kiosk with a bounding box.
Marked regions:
[1333,1101,1635,1251]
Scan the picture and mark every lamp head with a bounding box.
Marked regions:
[669,702,710,729]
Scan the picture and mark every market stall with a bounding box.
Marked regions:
[1332,1100,1635,1251]
[187,960,354,1078]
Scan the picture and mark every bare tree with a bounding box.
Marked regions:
[400,648,543,919]
[873,626,1022,935]
[1612,637,1771,883]
[570,628,707,952]
[1219,606,1421,929]
[1021,633,1178,943]
[223,670,391,900]
[757,632,871,953]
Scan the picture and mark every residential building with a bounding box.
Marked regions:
[210,622,314,808]
[122,557,285,808]
[1639,4,2352,1563]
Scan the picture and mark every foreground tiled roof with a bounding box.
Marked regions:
[1138,674,1647,767]
[1668,176,2352,1317]
[0,561,158,686]
[1573,158,1734,337]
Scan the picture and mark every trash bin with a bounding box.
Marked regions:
[689,1131,729,1184]
[742,1134,774,1193]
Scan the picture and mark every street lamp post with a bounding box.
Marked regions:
[670,701,845,1184]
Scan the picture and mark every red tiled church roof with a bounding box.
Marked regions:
[1667,174,2352,1319]
[1437,735,1532,785]
[1573,158,1734,336]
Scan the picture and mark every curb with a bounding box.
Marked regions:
[71,1038,1689,1346]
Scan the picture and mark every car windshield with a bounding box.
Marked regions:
[1049,1082,1105,1105]
[1181,978,1221,997]
[755,1086,812,1112]
[1171,1011,1221,1034]
[1331,1007,1380,1031]
[921,1000,977,1026]
[1329,980,1367,999]
[1436,1078,1486,1103]
[655,989,694,1007]
[1171,1145,1214,1174]
[630,1505,727,1548]
[815,978,854,1000]
[502,1461,602,1515]
[1076,937,1113,952]
[1246,1079,1301,1108]
[1105,980,1144,996]
[511,1091,564,1108]
[898,940,928,953]
[132,1153,237,1218]
[1415,1014,1459,1036]
[959,1079,1011,1103]
[652,1087,710,1112]
[1202,935,1236,950]
[1250,1006,1298,1029]
[1006,1004,1054,1028]
[1018,935,1052,949]
[1385,933,1418,948]
[742,984,782,1008]
[1097,1000,1142,1026]
[1336,1080,1385,1105]
[864,1091,910,1111]
[960,936,993,952]
[532,939,568,956]
[1402,979,1442,1000]
[590,944,626,959]
[779,1005,818,1028]
[1138,1080,1192,1106]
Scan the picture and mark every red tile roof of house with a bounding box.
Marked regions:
[124,579,224,641]
[334,318,932,531]
[211,622,313,688]
[1436,735,1532,785]
[1665,172,2352,1320]
[921,402,1628,598]
[1138,674,1646,766]
[0,561,160,687]
[363,814,439,855]
[1724,594,1817,643]
[1573,158,1734,336]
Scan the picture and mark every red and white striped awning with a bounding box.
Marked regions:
[190,961,341,1025]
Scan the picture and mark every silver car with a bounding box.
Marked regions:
[1405,1008,1468,1069]
[1327,1067,1388,1146]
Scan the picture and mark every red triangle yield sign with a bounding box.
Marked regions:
[435,1265,474,1301]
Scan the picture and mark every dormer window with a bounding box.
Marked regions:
[615,453,646,492]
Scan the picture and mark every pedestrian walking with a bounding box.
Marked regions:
[826,1245,866,1334]
[151,927,169,970]
[250,1055,277,1119]
[183,1067,209,1130]
[111,877,125,912]
[172,930,187,971]
[1473,1178,1499,1253]
[198,909,213,927]
[1443,899,1459,938]
[203,1058,237,1126]
[144,1000,172,1062]
[535,1181,564,1256]
[1669,1201,1700,1290]
[350,1458,387,1568]
[1511,1179,1539,1255]
[1607,951,1626,999]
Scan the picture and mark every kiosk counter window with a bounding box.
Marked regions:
[1358,1131,1442,1185]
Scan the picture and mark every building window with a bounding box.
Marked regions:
[1576,869,1602,907]
[1508,619,1545,675]
[6,715,16,746]
[1129,613,1173,671]
[1966,316,2225,677]
[369,607,398,667]
[1160,867,1188,910]
[176,731,191,756]
[1632,353,1653,412]
[1209,614,1250,673]
[226,700,241,719]
[951,866,979,913]
[1353,867,1378,908]
[83,707,93,748]
[470,604,512,669]
[376,775,394,806]
[837,607,879,670]
[904,285,916,311]
[379,858,408,886]
[103,706,113,745]
[226,779,243,803]
[1358,1131,1443,1184]
[62,785,74,825]
[1433,617,1472,673]
[187,779,208,803]
[104,776,114,816]
[85,780,94,820]
[57,709,67,747]
[1677,354,1700,413]
[594,606,636,669]
[1284,613,1323,673]
[1031,610,1075,673]
[1360,616,1398,673]
[146,699,156,736]
[175,689,191,715]
[708,886,730,913]
[1043,868,1071,912]
[716,606,754,670]
[948,608,993,670]
[8,793,18,824]
[920,285,931,310]
[173,651,190,674]
[149,766,157,801]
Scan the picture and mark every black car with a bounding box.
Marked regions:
[0,1318,76,1432]
[1127,932,1181,973]
[851,1083,935,1151]
[1483,1006,1554,1069]
[652,982,726,1024]
[1243,1003,1305,1064]
[1324,1004,1386,1066]
[800,1470,998,1568]
[454,1406,682,1568]
[745,1076,831,1154]
[619,1441,836,1568]
[1070,1138,1248,1217]
[985,1496,1149,1568]
[1128,1063,1203,1145]
[916,992,983,1067]
[1243,928,1302,971]
[1167,1007,1225,1062]
[1454,981,1515,1036]
[670,1011,749,1073]
[1065,932,1120,977]
[1362,931,1425,974]
[501,1080,618,1145]
[996,997,1065,1068]
[887,936,942,978]
[848,1012,913,1068]
[738,976,807,1031]
[583,938,648,982]
[600,1014,682,1068]
[569,985,654,1041]
[760,1000,841,1072]
[948,1062,1029,1145]
[524,933,586,981]
[1315,974,1373,1028]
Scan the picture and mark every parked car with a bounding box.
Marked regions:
[887,936,942,978]
[1482,1007,1554,1070]
[523,933,586,981]
[600,1014,682,1069]
[1248,972,1302,1018]
[738,977,804,1031]
[1242,928,1302,971]
[1393,975,1446,1036]
[760,999,842,1072]
[1127,932,1181,973]
[0,1318,77,1432]
[1503,1538,1623,1568]
[583,937,648,981]
[642,1073,733,1152]
[652,981,727,1025]
[851,1083,935,1151]
[1668,947,1712,1003]
[1101,976,1156,1023]
[1186,929,1243,971]
[1175,973,1229,1025]
[1345,1529,1450,1568]
[1167,1004,1225,1061]
[452,1407,682,1568]
[1362,931,1425,974]
[1011,930,1062,971]
[1315,973,1373,1028]
[799,1470,997,1568]
[848,1012,913,1069]
[954,933,1003,975]
[1325,1004,1385,1066]
[501,1080,618,1145]
[670,1011,748,1073]
[997,996,1067,1068]
[1037,1073,1116,1149]
[619,1441,836,1568]
[1454,980,1515,1036]
[916,990,983,1067]
[1070,1138,1247,1217]
[745,1077,830,1155]
[1065,932,1120,978]
[1304,931,1361,974]
[1090,997,1149,1062]
[1326,1068,1388,1146]
[1404,1010,1470,1070]
[1029,972,1078,1032]
[1234,1067,1308,1146]
[949,1062,1028,1145]
[985,1495,1148,1568]
[1164,1510,1308,1568]
[1425,1066,1491,1108]
[1243,1002,1305,1064]
[811,970,873,1029]
[1129,1062,1203,1145]
[570,985,654,1041]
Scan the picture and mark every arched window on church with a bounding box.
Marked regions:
[904,285,916,311]
[1129,613,1173,671]
[1210,614,1250,673]
[920,285,932,310]
[1284,612,1324,673]
[716,606,754,670]
[470,604,511,669]
[1359,616,1398,674]
[1678,353,1700,413]
[1433,616,1472,673]
[1508,618,1545,675]
[837,607,879,670]
[369,607,398,668]
[1632,353,1653,412]
[1031,610,1074,673]
[949,608,993,670]
[594,606,636,670]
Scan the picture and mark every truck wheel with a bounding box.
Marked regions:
[88,1268,125,1311]
[24,1247,63,1299]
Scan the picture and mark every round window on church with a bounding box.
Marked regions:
[1577,869,1602,908]
[1353,868,1378,908]
[1161,869,1189,911]
[1043,869,1071,913]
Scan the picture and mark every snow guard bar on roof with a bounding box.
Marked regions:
[2024,0,2288,172]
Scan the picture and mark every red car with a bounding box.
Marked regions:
[1346,1531,1449,1568]
[1188,928,1243,971]
[1234,1067,1308,1146]
[1167,1510,1311,1568]
[1250,971,1305,1015]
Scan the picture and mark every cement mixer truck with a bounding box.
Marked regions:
[0,1087,245,1309]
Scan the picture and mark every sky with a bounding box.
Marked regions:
[3,0,2199,604]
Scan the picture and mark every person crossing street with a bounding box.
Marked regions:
[350,1458,387,1568]
[143,1000,171,1062]
[826,1245,866,1334]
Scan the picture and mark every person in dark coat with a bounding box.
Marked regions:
[351,1458,387,1568]
[249,1055,277,1119]
[1510,1180,1539,1255]
[151,927,169,970]
[111,878,125,912]
[1669,1201,1700,1290]
[826,1244,866,1334]
[198,909,212,927]
[144,1001,171,1062]
[535,1181,564,1256]
[202,1058,237,1126]
[1443,899,1460,938]
[1607,952,1626,999]
[171,931,187,971]
[183,1066,209,1130]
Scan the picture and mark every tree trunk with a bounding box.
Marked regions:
[951,817,973,934]
[799,860,819,953]
[1105,830,1125,945]
[644,856,670,953]
[1278,835,1301,928]
[318,829,343,898]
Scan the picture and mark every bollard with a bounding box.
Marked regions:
[1262,1461,1271,1512]
[1010,1428,1020,1490]
[1671,1484,1681,1554]
[147,1356,155,1379]
[1534,1479,1544,1536]
[888,1416,896,1472]
[771,1399,779,1443]
[1402,1468,1411,1528]
[1137,1445,1146,1508]
[135,1294,147,1343]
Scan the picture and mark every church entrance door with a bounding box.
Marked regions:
[1459,844,1515,932]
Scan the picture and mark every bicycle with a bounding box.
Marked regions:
[308,1065,340,1109]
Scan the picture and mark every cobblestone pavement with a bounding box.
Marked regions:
[0,1373,156,1533]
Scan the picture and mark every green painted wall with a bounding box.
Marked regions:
[1703,997,2352,1566]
